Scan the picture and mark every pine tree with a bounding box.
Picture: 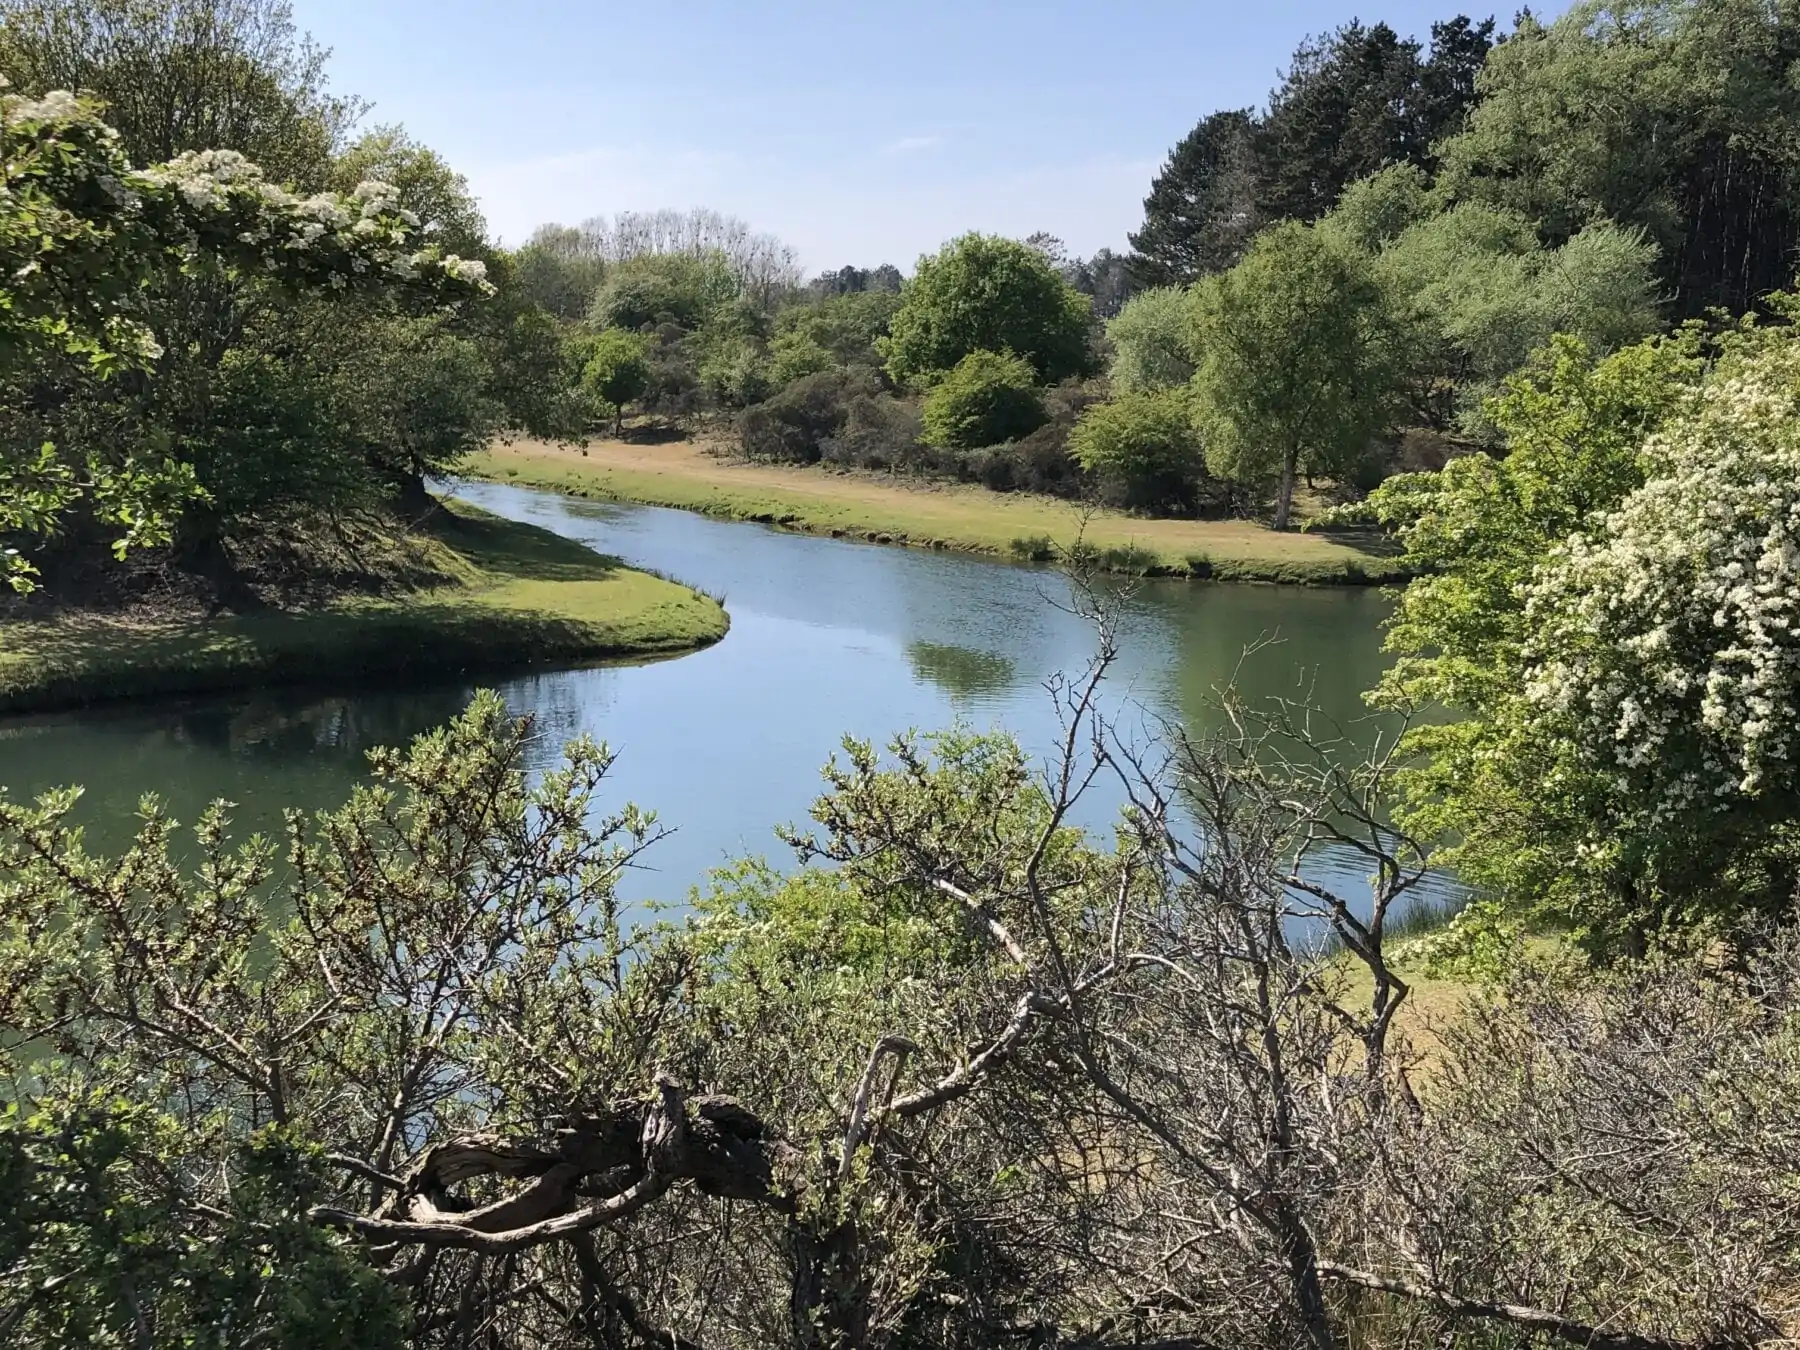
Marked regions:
[1127,109,1261,287]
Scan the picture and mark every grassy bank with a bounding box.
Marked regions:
[466,438,1408,586]
[0,501,729,714]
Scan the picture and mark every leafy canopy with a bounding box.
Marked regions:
[919,349,1048,451]
[882,233,1095,387]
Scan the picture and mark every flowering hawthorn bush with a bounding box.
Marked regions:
[1524,346,1800,819]
[0,87,491,590]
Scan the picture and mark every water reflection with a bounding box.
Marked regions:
[906,640,1019,706]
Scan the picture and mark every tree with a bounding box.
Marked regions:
[1063,246,1134,318]
[919,349,1047,451]
[1338,326,1727,945]
[332,124,487,256]
[588,250,738,331]
[1435,0,1800,315]
[882,233,1095,386]
[1190,221,1403,529]
[1128,17,1495,287]
[0,86,487,590]
[582,329,651,435]
[512,224,607,320]
[1367,202,1663,432]
[0,0,361,188]
[1105,285,1197,392]
[1128,109,1261,286]
[1256,17,1495,224]
[1069,387,1203,511]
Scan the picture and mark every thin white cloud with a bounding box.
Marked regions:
[882,134,943,156]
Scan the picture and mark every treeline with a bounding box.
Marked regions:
[505,0,1800,534]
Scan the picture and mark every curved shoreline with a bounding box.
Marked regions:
[466,438,1407,586]
[0,503,729,716]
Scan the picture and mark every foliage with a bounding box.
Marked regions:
[1129,16,1493,285]
[919,349,1048,452]
[0,0,360,188]
[1105,285,1197,392]
[511,224,606,321]
[581,328,652,434]
[1256,16,1494,223]
[588,250,739,332]
[1190,221,1403,528]
[738,367,881,464]
[1339,323,1786,943]
[0,1100,408,1347]
[331,123,487,256]
[1369,202,1664,432]
[6,660,1781,1346]
[1127,109,1261,286]
[1435,0,1800,315]
[771,289,901,377]
[1069,387,1203,511]
[882,233,1095,386]
[0,85,487,590]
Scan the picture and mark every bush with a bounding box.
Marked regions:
[1009,534,1055,562]
[737,368,880,463]
[920,350,1048,451]
[1070,388,1205,512]
[819,392,927,471]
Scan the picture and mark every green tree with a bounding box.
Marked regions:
[1343,329,1712,946]
[882,234,1094,386]
[0,87,486,590]
[1070,387,1203,511]
[1105,286,1197,392]
[582,329,652,435]
[1435,0,1800,315]
[1256,18,1494,225]
[1127,109,1261,286]
[1370,203,1663,432]
[588,250,739,331]
[331,124,487,256]
[920,349,1048,451]
[772,289,901,375]
[1190,221,1403,529]
[512,224,607,320]
[0,0,359,188]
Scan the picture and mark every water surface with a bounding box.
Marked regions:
[0,482,1414,908]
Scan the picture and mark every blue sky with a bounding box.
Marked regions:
[291,1,1524,273]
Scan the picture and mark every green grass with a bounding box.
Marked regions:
[466,442,1409,586]
[0,501,729,714]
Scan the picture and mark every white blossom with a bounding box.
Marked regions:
[1522,346,1800,820]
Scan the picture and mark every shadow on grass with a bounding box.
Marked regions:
[431,506,626,583]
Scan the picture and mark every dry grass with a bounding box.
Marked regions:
[467,437,1407,586]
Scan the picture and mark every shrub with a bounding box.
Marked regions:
[819,392,926,471]
[1070,388,1205,512]
[920,350,1048,451]
[737,368,879,463]
[1008,534,1055,562]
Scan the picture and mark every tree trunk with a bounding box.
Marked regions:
[1274,446,1300,531]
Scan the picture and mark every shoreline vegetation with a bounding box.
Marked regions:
[467,436,1409,585]
[0,499,729,715]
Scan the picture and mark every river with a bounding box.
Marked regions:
[0,481,1428,911]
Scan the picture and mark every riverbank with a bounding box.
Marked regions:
[466,438,1407,585]
[0,501,729,714]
